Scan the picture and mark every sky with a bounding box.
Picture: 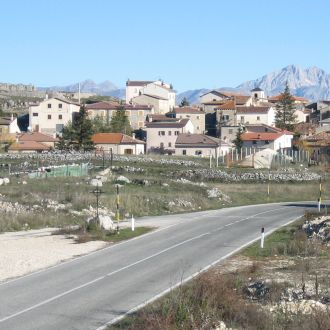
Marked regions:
[1,0,330,92]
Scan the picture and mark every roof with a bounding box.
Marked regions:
[244,124,294,135]
[147,114,177,122]
[268,95,309,102]
[19,132,58,142]
[236,106,272,114]
[175,134,228,147]
[91,133,145,144]
[241,129,293,142]
[86,102,152,111]
[9,141,50,151]
[216,100,236,110]
[0,117,14,125]
[126,80,153,87]
[173,107,204,114]
[234,95,251,105]
[251,87,263,92]
[145,118,190,128]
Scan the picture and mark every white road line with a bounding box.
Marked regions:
[96,215,302,330]
[0,231,210,323]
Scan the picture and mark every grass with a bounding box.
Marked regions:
[53,225,154,244]
[110,212,330,330]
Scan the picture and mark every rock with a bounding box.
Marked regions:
[0,179,3,186]
[116,175,130,184]
[98,215,114,230]
[3,178,9,185]
[90,178,102,187]
[22,181,27,185]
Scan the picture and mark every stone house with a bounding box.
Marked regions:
[145,118,194,153]
[85,102,154,130]
[175,133,230,157]
[169,107,205,134]
[29,97,80,135]
[92,133,145,155]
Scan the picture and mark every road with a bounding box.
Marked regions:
[0,202,316,330]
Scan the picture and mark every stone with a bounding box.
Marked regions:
[98,215,114,230]
[116,175,130,184]
[90,178,102,187]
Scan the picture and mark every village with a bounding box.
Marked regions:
[0,79,329,166]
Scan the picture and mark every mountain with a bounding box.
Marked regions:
[38,79,122,97]
[177,65,330,104]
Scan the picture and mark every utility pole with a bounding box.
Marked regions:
[318,177,322,212]
[116,184,120,232]
[90,183,104,221]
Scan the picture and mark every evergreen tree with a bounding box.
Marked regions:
[92,115,112,133]
[109,106,132,135]
[275,82,297,131]
[57,106,94,151]
[179,97,190,107]
[233,126,244,151]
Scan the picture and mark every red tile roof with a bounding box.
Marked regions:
[237,106,272,114]
[216,100,236,110]
[19,132,58,142]
[92,133,144,144]
[9,141,50,151]
[173,107,204,114]
[268,95,309,102]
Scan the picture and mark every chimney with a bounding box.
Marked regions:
[132,133,136,139]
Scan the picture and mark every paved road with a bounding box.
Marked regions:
[0,202,316,330]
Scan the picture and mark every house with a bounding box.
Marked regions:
[169,107,205,134]
[268,94,309,106]
[8,132,58,153]
[250,87,268,105]
[301,130,330,163]
[145,118,194,153]
[294,108,311,123]
[92,133,145,155]
[126,80,176,113]
[85,102,154,130]
[236,106,276,126]
[241,125,293,151]
[29,97,80,135]
[0,115,21,134]
[175,133,230,157]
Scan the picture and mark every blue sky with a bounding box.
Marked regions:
[1,0,330,92]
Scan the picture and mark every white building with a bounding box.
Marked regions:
[145,118,194,153]
[29,97,80,134]
[175,133,230,157]
[126,80,176,113]
[236,106,276,126]
[170,107,205,134]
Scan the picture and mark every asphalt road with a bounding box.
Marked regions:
[0,202,317,330]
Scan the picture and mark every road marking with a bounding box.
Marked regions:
[96,215,302,330]
[0,231,211,323]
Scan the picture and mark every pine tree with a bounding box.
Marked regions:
[275,82,297,131]
[109,106,132,135]
[179,97,190,107]
[57,106,94,151]
[233,126,243,151]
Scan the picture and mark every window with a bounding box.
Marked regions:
[240,116,245,124]
[58,103,63,109]
[195,150,202,156]
[182,150,186,155]
[32,113,38,117]
[58,114,62,120]
[229,129,233,134]
[257,116,260,121]
[174,131,179,135]
[168,142,172,147]
[138,110,144,117]
[138,121,144,128]
[47,103,51,109]
[252,141,257,145]
[125,110,131,116]
[197,126,200,130]
[158,131,165,136]
[197,116,200,120]
[265,140,269,144]
[168,131,172,136]
[48,115,52,119]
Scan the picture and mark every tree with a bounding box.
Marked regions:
[275,82,297,131]
[233,126,244,151]
[109,106,132,135]
[92,115,112,133]
[58,106,94,151]
[179,97,190,107]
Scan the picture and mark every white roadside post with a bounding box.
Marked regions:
[260,227,265,249]
[131,214,135,231]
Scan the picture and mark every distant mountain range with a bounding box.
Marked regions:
[37,65,330,104]
[177,65,330,104]
[38,79,125,98]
